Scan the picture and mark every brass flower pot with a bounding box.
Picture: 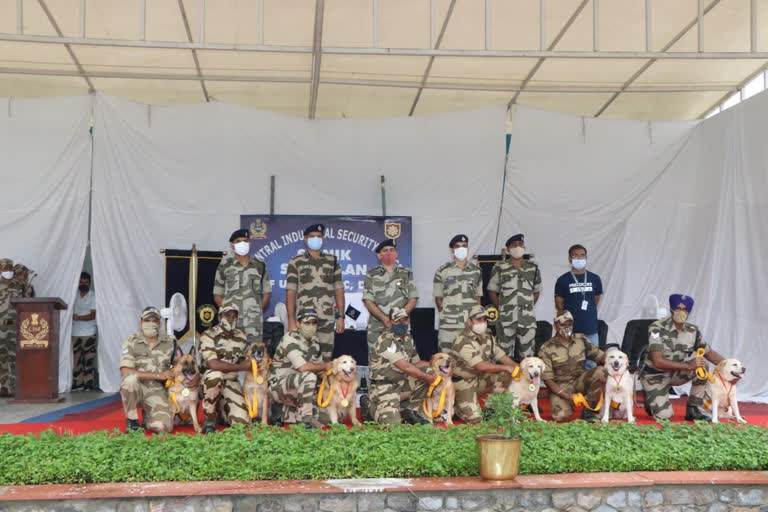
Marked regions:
[475,434,521,481]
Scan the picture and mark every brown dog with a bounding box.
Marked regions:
[325,355,361,426]
[167,352,201,432]
[424,352,456,425]
[243,341,271,425]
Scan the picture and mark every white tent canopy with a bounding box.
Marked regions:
[1,0,768,121]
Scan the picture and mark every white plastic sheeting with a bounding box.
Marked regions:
[0,95,92,392]
[91,93,506,393]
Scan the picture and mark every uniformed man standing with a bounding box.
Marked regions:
[539,311,606,422]
[433,234,482,354]
[286,224,345,361]
[363,239,418,355]
[487,234,542,359]
[269,308,330,428]
[13,264,35,298]
[364,308,434,424]
[213,229,272,341]
[119,307,177,432]
[640,294,724,422]
[452,305,519,424]
[0,258,23,397]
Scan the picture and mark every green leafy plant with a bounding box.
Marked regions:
[482,390,527,439]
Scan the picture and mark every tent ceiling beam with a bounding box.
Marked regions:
[37,0,94,93]
[409,0,456,116]
[16,0,22,35]
[698,62,768,118]
[177,0,209,102]
[509,0,590,106]
[308,0,325,120]
[594,0,722,117]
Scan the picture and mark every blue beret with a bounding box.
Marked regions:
[505,234,524,246]
[449,234,468,248]
[229,229,249,243]
[669,294,694,312]
[304,224,324,236]
[375,239,396,253]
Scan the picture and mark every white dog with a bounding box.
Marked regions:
[601,347,635,424]
[507,357,545,422]
[705,358,747,424]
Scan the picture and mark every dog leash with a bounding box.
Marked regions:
[422,375,447,419]
[703,370,735,410]
[165,378,192,420]
[317,370,334,408]
[608,373,634,409]
[694,348,715,382]
[572,392,603,412]
[510,366,538,393]
[246,359,270,419]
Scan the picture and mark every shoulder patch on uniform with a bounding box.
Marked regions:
[122,348,129,354]
[387,344,397,353]
[651,331,660,339]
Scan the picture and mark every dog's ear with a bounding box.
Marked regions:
[174,347,183,362]
[186,344,196,357]
[715,359,728,374]
[331,357,339,375]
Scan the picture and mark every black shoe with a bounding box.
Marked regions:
[302,417,324,429]
[402,410,429,425]
[201,420,216,434]
[126,419,141,431]
[643,400,653,417]
[580,408,598,423]
[269,402,284,427]
[359,394,372,422]
[685,406,712,422]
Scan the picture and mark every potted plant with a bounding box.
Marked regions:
[476,390,526,481]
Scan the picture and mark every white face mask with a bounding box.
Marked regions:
[471,321,487,335]
[453,247,468,261]
[509,247,525,259]
[571,259,587,270]
[0,271,13,280]
[233,241,250,256]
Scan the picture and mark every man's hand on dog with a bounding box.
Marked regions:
[157,370,173,381]
[688,357,707,370]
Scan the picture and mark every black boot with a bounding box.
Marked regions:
[685,405,712,422]
[359,394,372,422]
[580,408,598,423]
[302,417,325,429]
[402,410,430,425]
[201,419,216,434]
[269,402,284,427]
[126,418,141,431]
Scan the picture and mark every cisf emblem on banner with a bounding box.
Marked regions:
[250,218,268,239]
[384,222,402,240]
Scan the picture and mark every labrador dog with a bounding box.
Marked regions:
[327,355,361,426]
[507,357,545,422]
[424,352,456,425]
[706,358,747,424]
[168,352,202,432]
[243,341,271,425]
[601,347,635,423]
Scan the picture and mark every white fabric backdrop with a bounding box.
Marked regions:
[502,100,768,401]
[0,95,92,392]
[92,93,506,392]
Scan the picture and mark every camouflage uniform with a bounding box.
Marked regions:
[199,324,250,425]
[539,334,606,421]
[286,252,343,361]
[433,261,482,353]
[213,257,272,341]
[487,259,542,358]
[363,265,418,353]
[119,332,176,432]
[639,316,709,420]
[269,329,323,424]
[0,262,23,393]
[369,330,428,424]
[451,326,510,423]
[13,264,34,298]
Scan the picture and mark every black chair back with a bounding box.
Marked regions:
[597,319,609,349]
[533,320,553,356]
[621,319,656,371]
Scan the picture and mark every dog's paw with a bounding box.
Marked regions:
[738,417,748,424]
[352,419,362,426]
[628,417,636,424]
[601,418,609,424]
[445,420,455,426]
[536,418,546,423]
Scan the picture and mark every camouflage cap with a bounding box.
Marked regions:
[554,310,574,324]
[13,263,29,274]
[0,258,14,269]
[468,304,488,319]
[389,307,408,321]
[303,224,324,236]
[218,303,240,315]
[297,308,319,322]
[141,307,162,321]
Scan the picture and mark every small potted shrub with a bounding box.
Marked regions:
[476,390,526,480]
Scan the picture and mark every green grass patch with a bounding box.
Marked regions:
[1,421,767,485]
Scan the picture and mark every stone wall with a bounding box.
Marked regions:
[1,485,766,512]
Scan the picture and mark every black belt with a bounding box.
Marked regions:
[641,366,665,375]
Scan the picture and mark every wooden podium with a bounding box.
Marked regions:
[9,297,68,403]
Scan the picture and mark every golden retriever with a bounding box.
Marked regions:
[243,341,271,425]
[168,353,201,432]
[424,352,456,425]
[601,347,635,423]
[507,357,545,422]
[706,358,747,424]
[327,355,361,426]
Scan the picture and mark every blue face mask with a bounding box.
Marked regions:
[307,237,323,251]
[571,258,587,270]
[391,323,408,336]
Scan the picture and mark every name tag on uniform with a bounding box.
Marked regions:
[581,300,589,310]
[445,276,457,282]
[552,355,567,362]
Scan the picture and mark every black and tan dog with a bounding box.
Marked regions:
[424,352,455,425]
[167,351,201,432]
[243,341,271,425]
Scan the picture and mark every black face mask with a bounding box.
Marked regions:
[79,284,90,292]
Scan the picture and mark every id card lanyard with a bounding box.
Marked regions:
[570,271,589,311]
